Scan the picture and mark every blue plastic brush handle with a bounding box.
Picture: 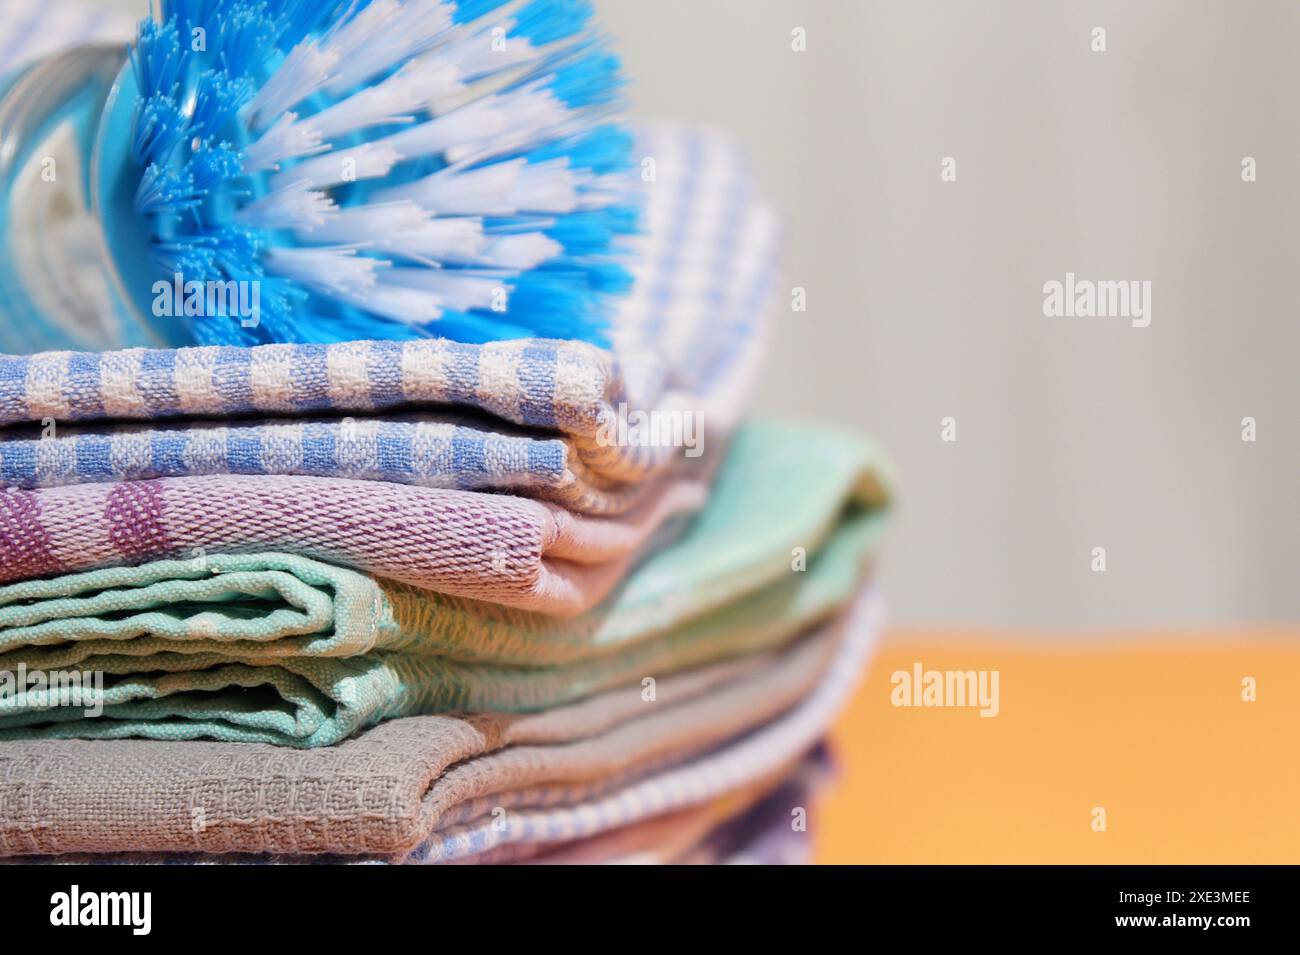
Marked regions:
[0,46,154,353]
[91,58,174,346]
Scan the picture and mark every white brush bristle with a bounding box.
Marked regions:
[235,180,339,231]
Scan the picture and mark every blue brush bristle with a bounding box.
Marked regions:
[189,72,255,140]
[450,0,511,24]
[135,165,199,216]
[545,44,623,108]
[509,0,594,46]
[124,0,638,347]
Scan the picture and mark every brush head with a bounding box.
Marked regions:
[97,0,635,347]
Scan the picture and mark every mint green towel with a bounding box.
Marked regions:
[0,420,891,746]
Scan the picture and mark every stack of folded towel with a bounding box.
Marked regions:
[0,12,892,866]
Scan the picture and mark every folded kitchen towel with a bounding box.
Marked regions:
[0,476,880,744]
[469,767,797,865]
[395,586,880,864]
[0,459,710,610]
[676,744,833,865]
[0,126,776,506]
[520,747,832,866]
[421,758,795,867]
[0,411,692,516]
[0,594,871,857]
[0,418,889,614]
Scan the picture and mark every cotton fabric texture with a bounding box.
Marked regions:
[0,421,888,745]
[400,592,876,865]
[0,456,714,611]
[674,750,831,865]
[0,0,882,869]
[0,126,776,517]
[0,416,887,608]
[0,589,878,859]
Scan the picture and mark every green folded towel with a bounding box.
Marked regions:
[0,420,891,746]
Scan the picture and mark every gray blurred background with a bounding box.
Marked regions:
[104,0,1298,630]
[598,0,1299,631]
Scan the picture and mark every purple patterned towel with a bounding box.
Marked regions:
[0,461,711,613]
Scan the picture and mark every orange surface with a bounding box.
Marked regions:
[814,630,1300,864]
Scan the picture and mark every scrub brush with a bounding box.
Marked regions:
[99,0,635,346]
